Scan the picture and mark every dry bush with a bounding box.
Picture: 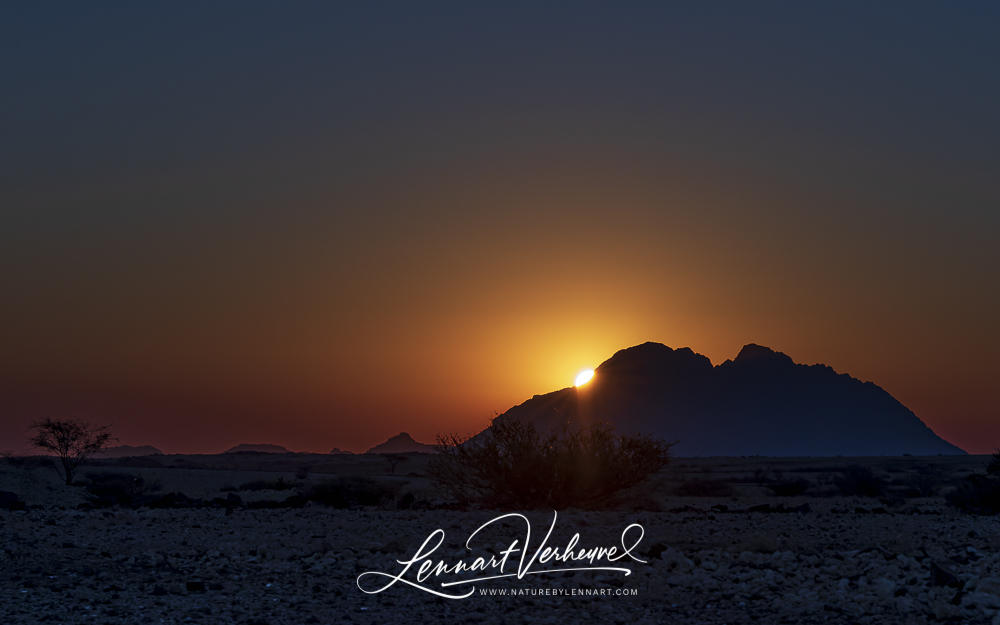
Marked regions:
[899,464,948,498]
[752,468,774,485]
[1,451,27,469]
[674,478,736,497]
[239,477,298,491]
[834,466,887,498]
[947,475,1000,515]
[88,456,162,469]
[945,450,1000,514]
[766,478,811,497]
[429,418,673,509]
[84,472,162,507]
[301,476,398,508]
[755,469,811,496]
[987,448,1000,476]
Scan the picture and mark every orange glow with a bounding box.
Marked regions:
[0,150,992,455]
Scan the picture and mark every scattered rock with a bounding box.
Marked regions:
[376,541,407,555]
[646,543,669,559]
[930,561,962,588]
[0,491,25,511]
[3,499,1000,624]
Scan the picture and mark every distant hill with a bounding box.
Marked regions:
[365,432,436,454]
[223,443,290,454]
[329,447,355,454]
[96,445,163,458]
[495,342,966,457]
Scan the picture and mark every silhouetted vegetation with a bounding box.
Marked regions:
[947,475,1000,515]
[397,492,415,509]
[383,453,407,474]
[429,418,673,508]
[300,476,398,508]
[752,468,773,485]
[27,417,116,485]
[987,448,1000,476]
[238,477,299,491]
[766,478,811,497]
[898,464,948,498]
[751,469,812,496]
[943,450,1000,514]
[834,466,887,498]
[86,456,163,469]
[675,478,735,497]
[84,472,162,507]
[1,451,27,469]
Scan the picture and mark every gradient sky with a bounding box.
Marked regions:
[2,3,998,454]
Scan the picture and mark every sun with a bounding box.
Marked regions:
[574,369,594,387]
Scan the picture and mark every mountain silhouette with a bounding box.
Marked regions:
[365,432,436,454]
[496,342,965,457]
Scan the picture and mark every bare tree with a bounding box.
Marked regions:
[383,453,407,474]
[27,417,116,485]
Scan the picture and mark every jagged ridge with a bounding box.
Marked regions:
[495,342,965,457]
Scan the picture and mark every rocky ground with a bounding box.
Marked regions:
[3,501,1000,624]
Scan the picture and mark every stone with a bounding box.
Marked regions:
[934,604,962,619]
[376,541,407,555]
[979,578,1000,597]
[930,562,961,588]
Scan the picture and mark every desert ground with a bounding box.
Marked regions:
[2,452,1000,624]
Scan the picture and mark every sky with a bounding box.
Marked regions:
[1,3,998,454]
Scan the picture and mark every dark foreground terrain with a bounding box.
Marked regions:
[2,454,999,624]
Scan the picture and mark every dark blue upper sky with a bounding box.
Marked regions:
[5,3,997,210]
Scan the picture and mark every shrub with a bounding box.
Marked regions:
[397,492,415,509]
[675,478,735,497]
[84,472,161,507]
[301,476,398,508]
[238,477,298,491]
[1,451,26,469]
[901,464,948,498]
[429,418,673,508]
[107,456,163,469]
[766,478,811,497]
[834,466,887,498]
[752,468,774,485]
[947,475,1000,515]
[987,448,1000,476]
